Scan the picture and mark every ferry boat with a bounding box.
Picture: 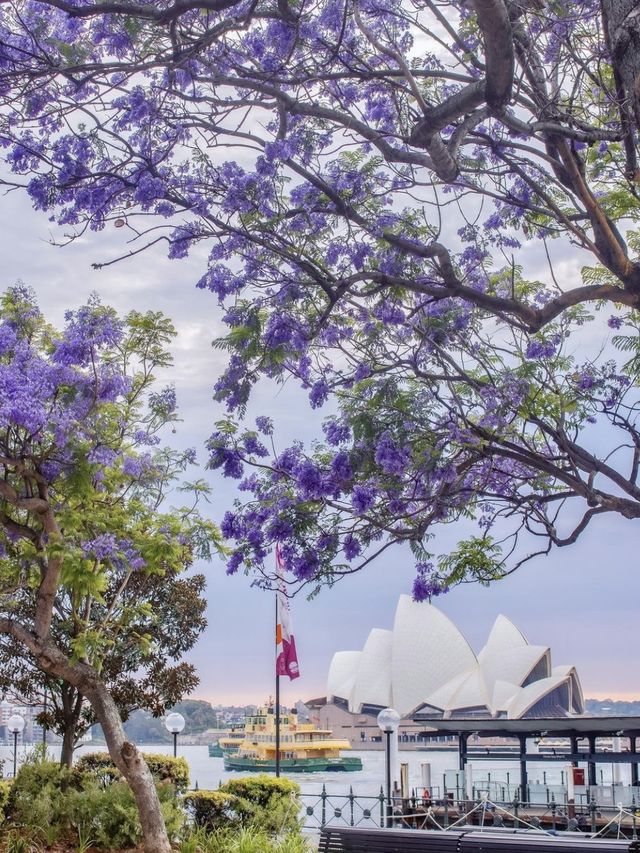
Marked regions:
[223,705,363,773]
[208,726,245,757]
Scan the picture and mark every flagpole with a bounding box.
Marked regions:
[275,592,281,778]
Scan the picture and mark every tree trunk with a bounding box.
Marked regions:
[60,723,75,769]
[79,681,173,853]
[0,621,172,853]
[603,0,640,132]
[59,682,82,769]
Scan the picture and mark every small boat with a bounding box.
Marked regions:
[224,705,363,773]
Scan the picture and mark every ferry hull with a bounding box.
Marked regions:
[209,743,241,757]
[224,755,363,773]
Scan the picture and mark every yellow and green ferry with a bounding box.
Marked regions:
[208,725,245,758]
[223,705,362,773]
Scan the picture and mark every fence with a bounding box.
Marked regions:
[441,771,640,807]
[299,785,640,840]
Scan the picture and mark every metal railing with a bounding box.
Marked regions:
[299,785,640,840]
[300,786,387,830]
[443,775,640,807]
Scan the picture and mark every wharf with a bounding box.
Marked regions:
[411,716,640,792]
[402,801,640,835]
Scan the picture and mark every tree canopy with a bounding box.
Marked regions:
[1,0,640,594]
[0,285,220,849]
[2,561,207,764]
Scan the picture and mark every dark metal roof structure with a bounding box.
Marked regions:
[411,716,640,789]
[412,716,640,738]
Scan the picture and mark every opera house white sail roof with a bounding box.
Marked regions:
[326,596,584,720]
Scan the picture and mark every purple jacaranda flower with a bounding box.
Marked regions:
[323,419,351,446]
[374,431,410,477]
[83,533,118,561]
[331,451,353,482]
[87,445,117,467]
[309,379,329,408]
[226,551,244,575]
[351,484,376,514]
[255,416,274,435]
[343,533,361,560]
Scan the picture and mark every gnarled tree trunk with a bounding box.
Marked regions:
[603,0,640,133]
[59,683,84,769]
[60,722,75,770]
[0,620,172,853]
[84,680,172,853]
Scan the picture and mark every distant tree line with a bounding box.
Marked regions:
[585,699,640,717]
[92,699,224,744]
[90,697,640,745]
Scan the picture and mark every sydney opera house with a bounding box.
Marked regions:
[326,596,584,721]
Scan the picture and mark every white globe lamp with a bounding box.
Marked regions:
[165,712,186,757]
[377,708,401,826]
[7,714,25,777]
[377,708,401,733]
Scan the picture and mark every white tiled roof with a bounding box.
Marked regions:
[349,628,393,712]
[327,650,361,702]
[326,597,582,719]
[391,595,478,716]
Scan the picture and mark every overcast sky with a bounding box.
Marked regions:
[2,186,638,709]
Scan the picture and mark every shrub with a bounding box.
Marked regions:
[182,827,274,853]
[220,776,300,808]
[222,827,272,852]
[273,833,313,853]
[184,790,240,831]
[4,828,42,853]
[185,777,303,836]
[190,827,312,853]
[6,759,73,843]
[0,779,12,822]
[67,780,141,849]
[220,776,302,835]
[66,778,184,849]
[4,753,185,850]
[75,751,190,793]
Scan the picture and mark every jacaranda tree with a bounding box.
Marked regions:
[0,286,220,852]
[1,0,640,598]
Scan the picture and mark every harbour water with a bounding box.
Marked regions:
[0,743,632,795]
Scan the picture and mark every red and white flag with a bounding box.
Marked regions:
[275,544,300,680]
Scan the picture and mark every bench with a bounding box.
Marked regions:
[459,831,634,852]
[318,826,638,853]
[318,827,463,852]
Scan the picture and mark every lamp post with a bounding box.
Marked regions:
[7,714,25,778]
[377,708,400,828]
[165,712,185,757]
[42,686,48,748]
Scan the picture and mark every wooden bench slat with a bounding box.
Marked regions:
[319,827,462,852]
[461,834,631,852]
[319,826,635,853]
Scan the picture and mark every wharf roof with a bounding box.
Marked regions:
[411,715,640,738]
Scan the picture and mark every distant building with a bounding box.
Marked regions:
[326,596,584,720]
[0,697,46,743]
[302,696,456,748]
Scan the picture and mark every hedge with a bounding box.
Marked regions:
[185,776,302,835]
[75,752,190,793]
[184,790,240,830]
[221,775,300,806]
[0,780,11,822]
